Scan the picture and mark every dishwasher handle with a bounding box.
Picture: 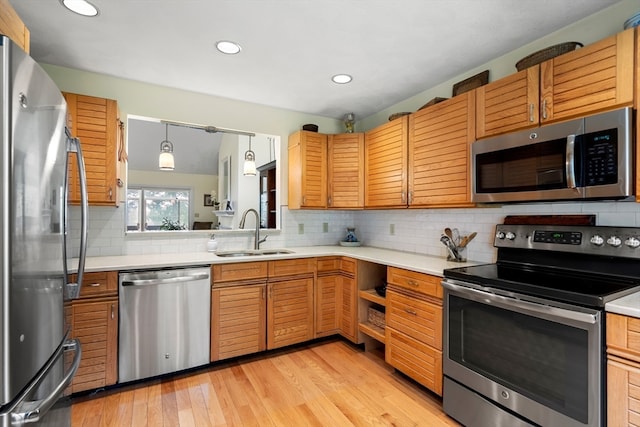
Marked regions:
[122,273,209,287]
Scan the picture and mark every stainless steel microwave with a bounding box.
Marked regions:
[472,107,633,203]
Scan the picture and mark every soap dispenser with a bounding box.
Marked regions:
[207,234,218,252]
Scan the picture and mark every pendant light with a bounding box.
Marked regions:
[159,123,175,170]
[243,135,256,176]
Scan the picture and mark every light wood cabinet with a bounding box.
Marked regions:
[0,0,30,53]
[385,267,443,396]
[316,257,358,342]
[477,29,634,139]
[211,283,266,361]
[68,270,119,393]
[210,262,268,361]
[64,92,124,206]
[607,312,640,426]
[327,133,365,209]
[365,116,408,208]
[70,297,118,393]
[288,130,327,209]
[409,92,475,207]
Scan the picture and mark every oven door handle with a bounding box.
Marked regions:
[442,280,598,325]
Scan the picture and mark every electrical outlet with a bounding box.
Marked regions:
[323,222,328,233]
[390,224,395,235]
[298,223,304,234]
[194,213,200,218]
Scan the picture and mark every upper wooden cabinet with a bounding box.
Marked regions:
[477,28,634,139]
[409,92,475,207]
[0,0,30,53]
[365,116,408,208]
[288,130,327,209]
[328,133,365,209]
[64,92,124,207]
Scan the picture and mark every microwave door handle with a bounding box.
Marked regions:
[566,134,577,189]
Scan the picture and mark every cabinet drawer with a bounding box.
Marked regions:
[387,267,442,298]
[607,313,640,363]
[212,262,268,284]
[340,257,356,275]
[317,257,341,273]
[70,271,118,298]
[386,327,442,396]
[268,258,316,278]
[387,289,442,350]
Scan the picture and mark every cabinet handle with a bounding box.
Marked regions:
[529,103,534,122]
[401,192,406,203]
[110,303,115,320]
[541,99,548,120]
[328,196,332,206]
[89,283,101,287]
[261,287,265,300]
[408,191,413,204]
[404,308,417,316]
[302,196,306,205]
[108,187,113,200]
[406,279,419,287]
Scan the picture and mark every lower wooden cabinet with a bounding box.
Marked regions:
[607,312,640,425]
[339,274,357,342]
[267,277,314,349]
[316,274,340,336]
[70,298,118,393]
[211,283,266,361]
[316,257,358,342]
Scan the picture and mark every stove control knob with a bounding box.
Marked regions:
[505,232,516,241]
[590,235,604,246]
[625,237,640,249]
[496,231,505,240]
[607,236,622,247]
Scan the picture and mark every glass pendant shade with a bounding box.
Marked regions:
[159,123,175,170]
[243,136,257,176]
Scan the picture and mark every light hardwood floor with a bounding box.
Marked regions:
[71,338,460,426]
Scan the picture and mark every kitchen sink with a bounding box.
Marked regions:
[215,249,294,257]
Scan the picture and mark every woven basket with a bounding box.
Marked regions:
[516,42,583,71]
[367,307,385,329]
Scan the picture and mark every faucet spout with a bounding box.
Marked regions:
[239,208,263,249]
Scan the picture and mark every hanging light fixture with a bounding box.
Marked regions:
[243,135,256,176]
[159,123,175,170]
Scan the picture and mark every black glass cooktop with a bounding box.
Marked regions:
[444,262,640,308]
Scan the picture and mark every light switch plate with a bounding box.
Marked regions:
[323,222,328,233]
[298,223,304,234]
[390,224,395,235]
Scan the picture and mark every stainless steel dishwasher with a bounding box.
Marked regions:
[118,266,211,383]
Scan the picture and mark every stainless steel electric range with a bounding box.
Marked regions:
[442,223,640,427]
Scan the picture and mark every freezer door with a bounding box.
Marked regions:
[0,37,68,406]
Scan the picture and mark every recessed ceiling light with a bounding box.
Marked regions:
[216,41,242,55]
[332,74,352,84]
[61,0,99,17]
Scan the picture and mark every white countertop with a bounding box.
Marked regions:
[75,245,484,277]
[606,292,640,319]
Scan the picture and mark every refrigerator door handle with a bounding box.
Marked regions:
[64,131,88,299]
[0,336,81,424]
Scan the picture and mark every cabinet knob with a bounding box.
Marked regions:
[405,308,417,316]
[110,303,115,320]
[406,280,418,287]
[542,99,548,120]
[529,103,534,122]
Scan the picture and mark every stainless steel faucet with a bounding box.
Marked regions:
[239,208,267,249]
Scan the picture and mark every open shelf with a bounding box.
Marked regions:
[358,321,385,343]
[359,288,385,306]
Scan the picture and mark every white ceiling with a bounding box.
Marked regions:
[13,0,620,120]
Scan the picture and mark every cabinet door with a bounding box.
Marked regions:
[267,277,314,349]
[365,116,408,208]
[64,93,119,206]
[70,298,118,393]
[607,358,640,427]
[338,274,357,342]
[328,133,364,208]
[316,275,339,337]
[211,284,266,361]
[476,66,540,138]
[409,92,475,207]
[387,289,441,350]
[288,130,327,209]
[541,28,634,123]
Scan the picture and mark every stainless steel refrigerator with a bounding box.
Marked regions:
[0,36,88,426]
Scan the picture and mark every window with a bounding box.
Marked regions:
[127,187,191,231]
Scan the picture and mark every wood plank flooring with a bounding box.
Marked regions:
[71,338,460,426]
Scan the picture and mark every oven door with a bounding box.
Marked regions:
[442,279,602,427]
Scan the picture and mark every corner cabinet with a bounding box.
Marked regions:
[365,116,408,208]
[316,257,358,342]
[385,267,443,396]
[288,130,327,209]
[68,271,119,393]
[606,312,640,426]
[409,92,475,207]
[327,133,365,209]
[63,92,125,207]
[477,28,634,139]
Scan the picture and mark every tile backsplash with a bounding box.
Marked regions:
[69,200,640,264]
